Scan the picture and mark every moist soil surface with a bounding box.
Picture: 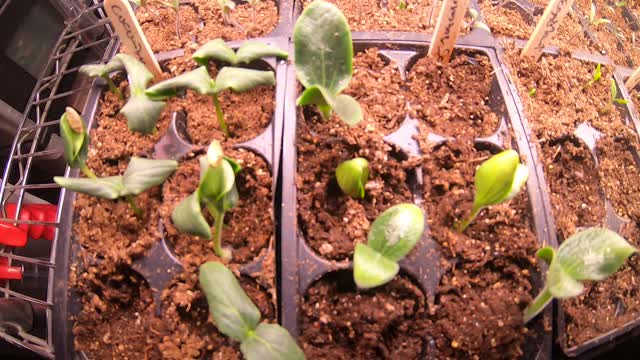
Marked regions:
[70,50,277,357]
[301,0,471,33]
[135,0,279,53]
[72,263,275,359]
[504,44,640,348]
[300,272,429,359]
[420,138,541,359]
[406,51,502,138]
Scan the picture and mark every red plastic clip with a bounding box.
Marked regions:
[4,203,31,233]
[0,223,27,247]
[0,258,22,280]
[23,204,57,240]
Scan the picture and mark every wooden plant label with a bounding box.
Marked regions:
[521,0,574,60]
[428,0,471,63]
[625,67,640,91]
[104,0,162,77]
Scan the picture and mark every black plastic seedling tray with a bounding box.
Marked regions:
[495,38,640,358]
[52,36,288,359]
[280,37,554,359]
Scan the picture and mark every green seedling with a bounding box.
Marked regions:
[456,150,528,232]
[336,157,369,199]
[583,63,602,89]
[523,228,637,323]
[588,1,611,27]
[219,0,244,30]
[79,56,124,99]
[468,8,492,33]
[192,39,288,67]
[80,54,166,134]
[199,261,305,359]
[146,40,284,136]
[171,141,240,259]
[293,1,363,126]
[353,203,424,289]
[615,1,626,6]
[398,0,407,10]
[130,0,182,39]
[528,87,537,97]
[59,107,95,179]
[54,157,178,218]
[600,79,629,114]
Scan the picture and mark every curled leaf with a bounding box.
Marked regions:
[54,176,124,199]
[79,57,124,78]
[473,149,523,209]
[60,109,89,169]
[213,67,276,93]
[235,42,288,64]
[193,39,288,66]
[336,157,369,199]
[121,157,178,196]
[172,191,212,239]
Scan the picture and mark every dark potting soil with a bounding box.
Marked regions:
[420,138,541,359]
[72,262,274,359]
[504,44,640,347]
[159,147,274,267]
[301,0,472,33]
[135,0,279,53]
[163,50,276,145]
[540,137,605,240]
[300,272,429,359]
[406,52,501,138]
[296,111,413,261]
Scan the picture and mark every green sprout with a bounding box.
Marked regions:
[80,54,166,134]
[523,228,637,323]
[588,1,611,28]
[528,87,537,97]
[146,40,285,137]
[293,1,363,126]
[583,63,602,89]
[615,1,626,6]
[353,203,424,289]
[54,157,178,218]
[456,150,528,232]
[600,79,629,114]
[398,0,407,10]
[336,157,369,199]
[192,39,288,67]
[59,107,95,179]
[219,0,244,30]
[199,261,305,359]
[171,141,240,259]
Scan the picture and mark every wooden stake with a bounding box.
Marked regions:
[625,67,640,91]
[104,0,162,77]
[428,0,471,63]
[521,0,574,60]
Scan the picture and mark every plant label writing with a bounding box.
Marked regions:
[521,0,574,60]
[104,0,162,77]
[428,0,471,63]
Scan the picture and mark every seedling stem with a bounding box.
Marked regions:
[212,94,229,136]
[80,165,97,179]
[126,195,143,219]
[523,286,552,323]
[105,75,124,100]
[456,205,480,232]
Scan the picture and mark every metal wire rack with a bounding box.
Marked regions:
[0,1,118,358]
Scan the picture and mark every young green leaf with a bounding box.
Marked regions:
[145,66,215,99]
[193,39,288,66]
[294,0,363,126]
[60,107,90,171]
[353,203,424,289]
[610,79,630,105]
[240,323,306,360]
[116,54,166,134]
[583,63,602,88]
[212,67,276,93]
[172,141,240,258]
[54,157,177,200]
[336,157,369,199]
[457,149,528,232]
[79,57,124,78]
[523,228,637,323]
[199,262,305,360]
[199,261,261,342]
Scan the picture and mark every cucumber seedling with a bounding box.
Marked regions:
[457,149,528,232]
[582,63,602,89]
[293,1,363,126]
[199,261,305,359]
[336,157,369,199]
[353,203,425,289]
[600,78,629,115]
[523,228,637,323]
[80,54,166,134]
[171,141,240,259]
[219,0,244,30]
[59,107,95,179]
[54,157,178,219]
[146,40,286,136]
